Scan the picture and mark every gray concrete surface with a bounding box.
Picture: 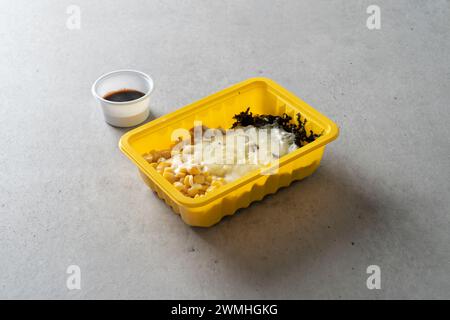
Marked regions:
[0,0,449,299]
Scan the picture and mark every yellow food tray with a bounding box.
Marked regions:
[119,78,339,227]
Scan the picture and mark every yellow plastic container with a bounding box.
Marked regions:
[119,78,339,227]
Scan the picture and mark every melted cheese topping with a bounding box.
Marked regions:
[167,125,298,183]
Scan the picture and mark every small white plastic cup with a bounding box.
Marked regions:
[91,70,154,127]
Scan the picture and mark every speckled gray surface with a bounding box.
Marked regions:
[0,0,449,299]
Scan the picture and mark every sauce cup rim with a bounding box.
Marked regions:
[91,69,154,105]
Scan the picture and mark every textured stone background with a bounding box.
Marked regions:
[0,0,449,299]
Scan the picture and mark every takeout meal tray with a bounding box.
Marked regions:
[119,78,339,227]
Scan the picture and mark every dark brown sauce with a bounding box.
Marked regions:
[103,89,145,102]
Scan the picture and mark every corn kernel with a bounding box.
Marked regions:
[187,187,199,197]
[163,167,174,174]
[143,154,153,163]
[188,166,201,175]
[193,174,205,184]
[175,172,186,179]
[184,175,194,187]
[193,183,203,190]
[163,171,175,183]
[158,161,171,168]
[160,150,171,159]
[173,181,184,191]
[152,151,161,159]
[175,173,185,180]
[179,167,188,174]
